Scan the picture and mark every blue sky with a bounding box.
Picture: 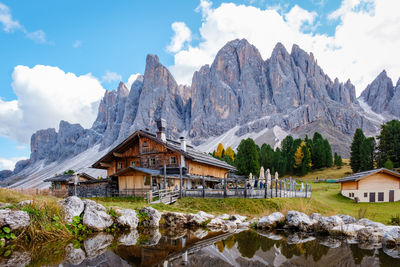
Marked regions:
[1,0,399,169]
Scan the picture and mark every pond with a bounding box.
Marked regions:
[1,229,399,266]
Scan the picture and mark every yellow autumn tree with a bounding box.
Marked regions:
[225,146,235,161]
[294,141,305,168]
[214,143,224,158]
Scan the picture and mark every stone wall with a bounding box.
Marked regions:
[68,179,116,198]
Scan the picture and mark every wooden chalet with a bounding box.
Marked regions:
[44,172,96,197]
[336,168,400,202]
[92,119,236,195]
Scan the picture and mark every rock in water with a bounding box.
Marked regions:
[138,207,161,228]
[337,214,356,224]
[59,196,84,223]
[357,226,385,244]
[382,226,400,246]
[330,224,365,237]
[0,209,30,230]
[285,211,315,232]
[315,215,344,232]
[116,209,138,229]
[0,251,31,267]
[257,212,285,229]
[82,199,113,231]
[162,212,188,228]
[187,211,214,226]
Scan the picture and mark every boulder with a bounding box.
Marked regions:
[0,209,30,230]
[257,212,285,229]
[82,199,113,231]
[118,230,139,246]
[187,211,214,226]
[382,245,400,259]
[315,216,344,232]
[84,233,113,259]
[65,243,86,265]
[238,221,251,229]
[357,218,385,228]
[330,223,365,237]
[0,251,31,267]
[116,209,138,229]
[310,213,322,221]
[285,211,315,232]
[382,226,400,247]
[337,214,356,224]
[0,202,10,208]
[138,207,161,228]
[162,212,188,228]
[357,226,385,244]
[59,196,84,223]
[217,214,230,220]
[230,214,247,224]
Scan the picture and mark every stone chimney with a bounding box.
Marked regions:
[180,136,186,152]
[156,119,166,142]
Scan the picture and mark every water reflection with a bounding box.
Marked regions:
[0,229,399,266]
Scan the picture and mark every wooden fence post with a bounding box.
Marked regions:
[310,183,312,198]
[244,179,247,198]
[264,179,267,198]
[275,179,278,198]
[224,177,227,198]
[235,179,238,197]
[202,175,205,198]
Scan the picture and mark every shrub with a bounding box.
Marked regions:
[67,215,92,240]
[389,214,400,226]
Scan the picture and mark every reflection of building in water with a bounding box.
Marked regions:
[113,230,228,266]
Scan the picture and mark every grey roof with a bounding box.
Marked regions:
[44,173,96,183]
[336,168,400,183]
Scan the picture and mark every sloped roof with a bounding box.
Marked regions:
[92,130,236,171]
[44,173,96,182]
[112,166,161,176]
[337,168,400,183]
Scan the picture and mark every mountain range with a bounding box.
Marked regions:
[2,39,400,188]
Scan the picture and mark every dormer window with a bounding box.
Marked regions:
[170,156,177,165]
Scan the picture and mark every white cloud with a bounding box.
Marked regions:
[168,0,400,96]
[0,2,21,32]
[285,5,317,31]
[0,2,47,43]
[0,65,105,144]
[167,22,192,53]
[0,157,26,170]
[26,30,46,43]
[73,40,82,48]
[126,73,141,89]
[101,71,122,84]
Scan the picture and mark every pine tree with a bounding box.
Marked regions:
[377,120,400,168]
[301,143,312,176]
[281,136,295,174]
[334,152,343,168]
[235,138,260,176]
[214,143,224,158]
[323,139,333,167]
[311,132,325,169]
[360,137,376,171]
[350,128,366,173]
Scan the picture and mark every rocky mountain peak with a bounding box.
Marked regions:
[271,42,290,62]
[360,70,394,113]
[117,82,129,98]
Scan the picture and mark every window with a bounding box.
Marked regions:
[149,157,156,166]
[144,176,151,186]
[349,192,354,197]
[143,141,148,147]
[117,162,122,169]
[131,161,135,167]
[55,182,60,190]
[378,192,384,201]
[364,192,368,198]
[170,156,177,165]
